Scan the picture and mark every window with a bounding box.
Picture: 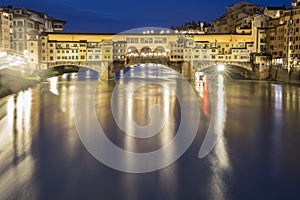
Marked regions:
[50,56,54,61]
[80,55,85,59]
[57,56,60,59]
[17,21,23,26]
[50,50,53,53]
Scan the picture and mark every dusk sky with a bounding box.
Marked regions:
[1,0,293,33]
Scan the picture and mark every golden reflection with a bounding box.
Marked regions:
[208,74,231,200]
[0,96,15,147]
[15,90,32,135]
[158,85,178,200]
[160,87,172,143]
[123,97,135,170]
[7,96,15,130]
[49,76,59,95]
[60,85,67,112]
[125,94,135,151]
[0,89,35,199]
[274,85,282,111]
[23,90,32,135]
[213,74,230,170]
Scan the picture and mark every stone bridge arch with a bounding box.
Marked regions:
[127,46,138,57]
[196,62,253,78]
[154,46,167,57]
[46,61,113,80]
[140,46,152,56]
[194,61,253,72]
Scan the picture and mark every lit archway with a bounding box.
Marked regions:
[154,46,166,57]
[140,46,152,57]
[127,46,138,57]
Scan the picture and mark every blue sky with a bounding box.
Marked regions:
[1,0,292,33]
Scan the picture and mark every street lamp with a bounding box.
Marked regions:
[217,64,225,72]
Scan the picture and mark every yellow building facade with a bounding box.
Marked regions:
[40,32,261,70]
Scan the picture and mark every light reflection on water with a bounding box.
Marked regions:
[49,76,59,95]
[0,67,300,199]
[0,90,36,200]
[206,74,230,200]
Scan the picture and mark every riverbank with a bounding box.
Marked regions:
[268,66,300,85]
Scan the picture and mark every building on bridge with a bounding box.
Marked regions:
[113,41,127,60]
[39,31,260,74]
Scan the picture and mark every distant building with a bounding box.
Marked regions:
[0,6,13,50]
[205,2,264,34]
[0,6,66,69]
[52,19,66,32]
[266,0,300,69]
[264,6,285,19]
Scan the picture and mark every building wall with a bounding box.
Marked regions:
[8,3,300,72]
[0,9,12,50]
[0,6,66,70]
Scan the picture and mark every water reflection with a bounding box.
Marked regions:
[49,76,59,95]
[199,74,227,158]
[274,85,283,111]
[208,74,230,200]
[1,67,300,199]
[0,89,36,199]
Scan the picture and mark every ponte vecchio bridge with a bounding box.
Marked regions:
[40,29,260,79]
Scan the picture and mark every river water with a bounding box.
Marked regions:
[0,64,300,200]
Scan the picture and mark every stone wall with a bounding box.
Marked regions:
[269,66,300,84]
